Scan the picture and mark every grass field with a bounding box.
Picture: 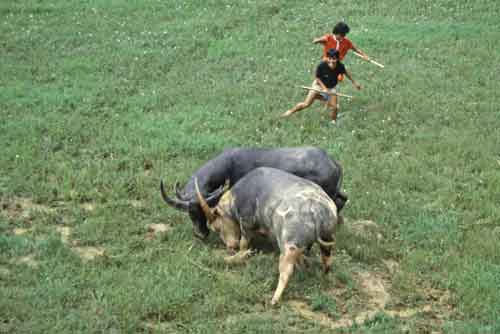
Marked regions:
[1,0,500,332]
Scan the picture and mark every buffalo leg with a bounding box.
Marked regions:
[296,252,312,271]
[319,243,334,274]
[271,245,302,305]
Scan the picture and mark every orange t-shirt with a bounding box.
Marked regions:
[321,34,353,60]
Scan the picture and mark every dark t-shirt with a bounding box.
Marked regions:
[315,61,346,88]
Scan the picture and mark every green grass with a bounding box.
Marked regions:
[1,0,500,332]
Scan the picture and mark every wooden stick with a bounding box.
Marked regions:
[300,86,353,99]
[352,51,385,68]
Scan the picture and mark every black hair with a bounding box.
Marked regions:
[326,48,339,59]
[332,22,350,36]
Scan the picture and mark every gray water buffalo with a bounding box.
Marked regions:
[160,147,347,239]
[195,167,338,305]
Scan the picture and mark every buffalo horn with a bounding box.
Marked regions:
[160,180,190,210]
[204,179,230,206]
[174,181,188,200]
[194,178,217,222]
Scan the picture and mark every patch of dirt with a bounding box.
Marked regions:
[1,197,55,220]
[0,266,11,279]
[3,198,108,263]
[55,226,106,262]
[345,219,383,240]
[288,300,343,328]
[55,226,72,244]
[145,223,172,240]
[13,228,29,235]
[382,259,399,275]
[15,254,38,268]
[142,322,178,332]
[357,270,391,309]
[289,270,391,329]
[129,200,144,208]
[9,220,105,262]
[286,218,454,330]
[73,247,105,261]
[80,202,96,211]
[289,266,452,330]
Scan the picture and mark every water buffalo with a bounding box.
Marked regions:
[160,147,346,239]
[195,167,339,305]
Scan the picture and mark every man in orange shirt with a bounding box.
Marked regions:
[313,22,369,61]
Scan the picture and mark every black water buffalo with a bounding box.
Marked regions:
[195,167,339,305]
[160,147,346,239]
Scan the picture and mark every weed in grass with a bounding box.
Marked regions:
[310,291,339,318]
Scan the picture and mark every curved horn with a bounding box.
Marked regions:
[174,181,188,200]
[194,178,217,222]
[204,179,230,206]
[160,180,190,210]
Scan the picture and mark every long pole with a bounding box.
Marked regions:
[352,51,385,68]
[300,86,353,99]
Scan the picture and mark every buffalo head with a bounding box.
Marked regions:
[159,180,227,239]
[194,178,241,252]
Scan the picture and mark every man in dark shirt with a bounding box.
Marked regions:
[282,48,361,124]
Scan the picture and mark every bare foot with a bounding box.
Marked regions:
[281,110,294,117]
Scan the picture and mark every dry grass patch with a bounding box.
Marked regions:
[73,246,105,261]
[14,254,38,268]
[80,202,96,212]
[130,200,144,208]
[1,197,55,220]
[55,226,72,244]
[54,225,106,261]
[345,219,383,240]
[286,217,454,331]
[145,223,172,240]
[289,264,454,331]
[12,228,29,236]
[0,266,11,279]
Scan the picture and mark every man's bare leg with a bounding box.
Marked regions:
[282,91,317,117]
[328,95,339,122]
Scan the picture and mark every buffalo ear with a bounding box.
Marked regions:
[214,206,229,218]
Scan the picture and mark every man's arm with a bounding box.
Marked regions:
[351,44,369,60]
[314,78,331,100]
[315,78,329,92]
[313,36,327,44]
[344,70,361,90]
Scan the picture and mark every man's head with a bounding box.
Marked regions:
[332,22,350,41]
[326,48,340,60]
[326,48,340,66]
